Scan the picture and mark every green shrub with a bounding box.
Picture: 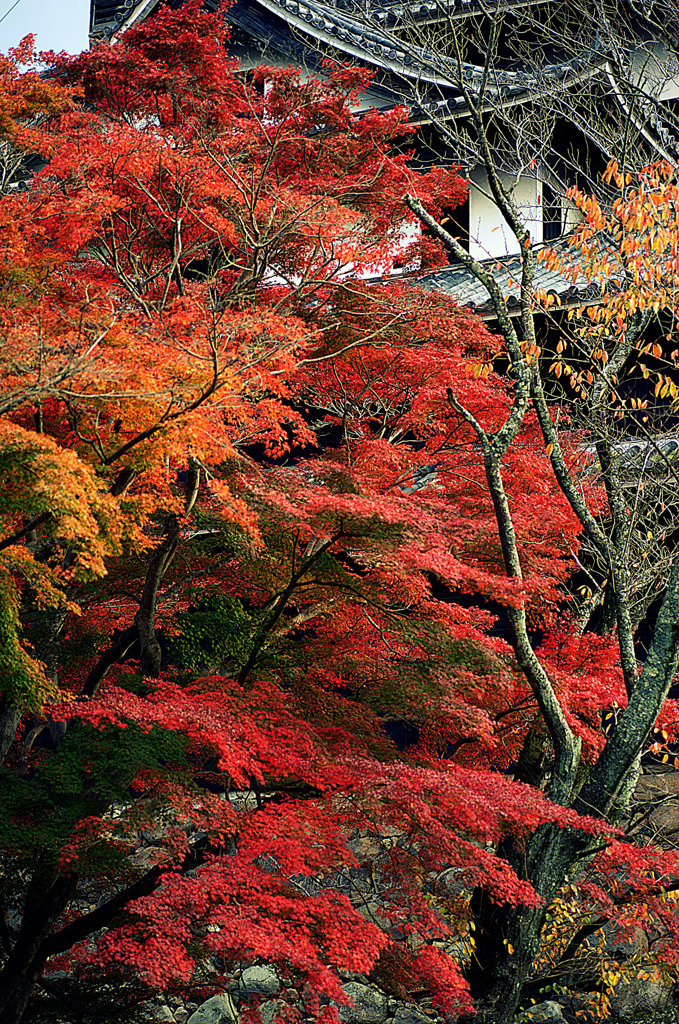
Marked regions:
[169,590,258,674]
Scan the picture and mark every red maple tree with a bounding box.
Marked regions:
[1,8,678,1024]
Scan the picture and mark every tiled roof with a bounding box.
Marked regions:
[232,0,595,94]
[91,0,218,38]
[418,241,607,315]
[90,0,132,35]
[90,0,598,108]
[91,0,545,39]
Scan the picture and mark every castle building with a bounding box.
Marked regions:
[89,0,679,313]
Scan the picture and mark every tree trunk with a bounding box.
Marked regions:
[0,698,21,764]
[135,517,181,677]
[136,462,200,677]
[0,870,77,1024]
[468,824,587,1022]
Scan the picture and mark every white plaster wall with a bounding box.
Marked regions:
[631,40,679,102]
[236,55,387,112]
[562,194,584,233]
[468,168,543,260]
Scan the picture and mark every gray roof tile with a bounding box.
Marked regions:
[417,235,616,313]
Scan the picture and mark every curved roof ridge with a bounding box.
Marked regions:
[253,0,597,90]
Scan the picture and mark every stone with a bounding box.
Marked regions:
[187,994,239,1024]
[128,846,164,871]
[608,972,673,1019]
[631,771,679,838]
[392,1005,431,1024]
[239,965,280,997]
[635,769,679,801]
[434,867,466,897]
[174,1011,189,1024]
[153,1009,175,1023]
[445,937,473,969]
[559,992,604,1024]
[142,825,168,844]
[258,999,286,1024]
[582,922,648,960]
[338,982,388,1024]
[355,900,396,932]
[521,1001,568,1024]
[348,836,383,862]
